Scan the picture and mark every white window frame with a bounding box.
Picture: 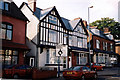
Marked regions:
[96,40,100,49]
[29,58,34,67]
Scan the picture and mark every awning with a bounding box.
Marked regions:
[2,40,29,50]
[69,46,89,53]
[93,49,118,55]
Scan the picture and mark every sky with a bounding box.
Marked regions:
[13,0,119,23]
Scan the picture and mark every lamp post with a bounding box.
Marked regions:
[88,6,93,70]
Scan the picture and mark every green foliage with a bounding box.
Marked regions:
[90,17,120,39]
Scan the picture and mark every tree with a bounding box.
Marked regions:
[90,17,120,39]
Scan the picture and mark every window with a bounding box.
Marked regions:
[49,30,57,43]
[64,34,67,44]
[105,42,107,51]
[49,15,57,24]
[83,38,87,48]
[69,36,73,46]
[30,58,34,67]
[77,38,83,47]
[96,40,100,49]
[103,42,105,50]
[110,43,113,51]
[1,50,18,65]
[0,1,9,11]
[77,53,87,65]
[0,23,13,40]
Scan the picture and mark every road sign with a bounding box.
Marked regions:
[56,44,68,57]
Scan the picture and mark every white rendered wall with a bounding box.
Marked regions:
[21,4,39,44]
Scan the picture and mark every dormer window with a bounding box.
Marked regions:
[0,1,10,11]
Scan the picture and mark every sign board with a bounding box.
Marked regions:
[56,44,68,57]
[90,50,93,54]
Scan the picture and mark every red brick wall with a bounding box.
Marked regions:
[1,15,26,44]
[18,50,24,65]
[93,35,115,52]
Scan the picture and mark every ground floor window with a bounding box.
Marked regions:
[76,53,88,65]
[0,49,18,65]
[98,53,105,63]
[46,48,67,68]
[29,57,34,67]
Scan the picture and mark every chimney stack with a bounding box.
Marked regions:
[28,0,36,12]
[103,27,110,34]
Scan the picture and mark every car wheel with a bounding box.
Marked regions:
[13,74,19,79]
[81,75,85,80]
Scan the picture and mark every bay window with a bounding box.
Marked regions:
[1,50,18,65]
[49,30,57,43]
[77,38,83,47]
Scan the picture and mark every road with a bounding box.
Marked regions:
[45,67,120,80]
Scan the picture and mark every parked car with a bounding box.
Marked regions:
[63,66,97,80]
[3,64,33,79]
[86,63,104,71]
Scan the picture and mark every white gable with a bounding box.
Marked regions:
[21,4,39,44]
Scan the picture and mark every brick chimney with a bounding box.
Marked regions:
[28,0,36,12]
[103,27,110,34]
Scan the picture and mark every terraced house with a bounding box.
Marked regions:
[62,18,89,68]
[20,0,89,70]
[89,27,118,67]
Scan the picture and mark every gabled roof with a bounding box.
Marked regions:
[90,29,113,40]
[69,19,80,29]
[2,2,28,21]
[39,7,54,20]
[61,17,88,35]
[20,3,68,29]
[61,17,73,31]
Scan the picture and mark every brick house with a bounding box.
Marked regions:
[89,27,118,66]
[0,0,29,66]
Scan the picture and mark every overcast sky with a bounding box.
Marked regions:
[13,0,119,23]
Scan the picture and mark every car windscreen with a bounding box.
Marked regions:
[67,67,74,70]
[73,66,81,71]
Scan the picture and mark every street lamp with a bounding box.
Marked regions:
[88,6,93,70]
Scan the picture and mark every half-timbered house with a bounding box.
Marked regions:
[62,18,89,68]
[20,1,69,70]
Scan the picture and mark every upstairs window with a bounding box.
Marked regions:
[96,40,100,49]
[0,1,10,11]
[103,42,105,50]
[105,42,107,51]
[49,30,57,43]
[0,22,13,40]
[110,43,113,51]
[49,15,57,25]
